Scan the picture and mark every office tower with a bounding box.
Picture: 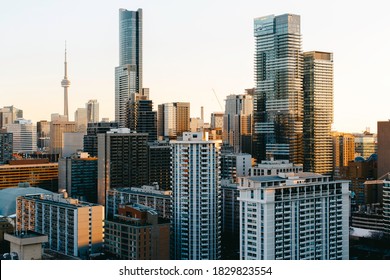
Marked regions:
[74,108,88,133]
[105,204,170,260]
[157,102,190,140]
[378,121,390,179]
[127,92,157,141]
[250,159,303,176]
[171,132,221,260]
[223,93,253,153]
[61,46,71,120]
[0,132,13,164]
[86,100,99,123]
[382,179,390,237]
[210,112,224,139]
[106,185,172,220]
[62,132,84,157]
[16,193,104,259]
[97,128,148,205]
[353,130,377,159]
[303,51,333,175]
[37,120,50,151]
[115,9,142,128]
[49,118,76,156]
[332,132,355,177]
[0,106,23,128]
[147,141,171,190]
[253,14,303,163]
[0,160,58,192]
[83,121,118,157]
[220,153,252,182]
[5,119,37,153]
[59,152,98,203]
[239,172,350,260]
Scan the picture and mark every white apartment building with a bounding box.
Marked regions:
[171,132,221,260]
[239,172,349,260]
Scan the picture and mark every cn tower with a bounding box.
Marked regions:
[61,42,71,120]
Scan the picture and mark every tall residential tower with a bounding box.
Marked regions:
[253,14,303,164]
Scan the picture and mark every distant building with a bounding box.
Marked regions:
[37,120,50,151]
[0,106,23,128]
[220,153,252,182]
[239,172,350,260]
[105,204,170,260]
[86,100,99,123]
[354,131,377,159]
[157,102,190,140]
[0,132,12,164]
[49,118,76,156]
[83,121,118,157]
[383,178,390,237]
[0,160,58,192]
[16,193,104,259]
[62,132,84,157]
[332,132,355,177]
[59,152,98,203]
[97,128,148,205]
[74,108,88,133]
[5,119,37,153]
[377,121,390,179]
[106,185,172,219]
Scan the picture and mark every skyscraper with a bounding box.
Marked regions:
[115,9,142,128]
[157,102,190,140]
[303,51,334,175]
[253,14,303,164]
[5,119,37,153]
[171,132,221,260]
[86,100,99,123]
[61,45,71,120]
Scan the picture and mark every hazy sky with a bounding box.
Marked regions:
[1,0,389,133]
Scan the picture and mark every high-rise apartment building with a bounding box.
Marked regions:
[0,132,13,164]
[171,132,221,260]
[220,153,252,182]
[250,159,303,176]
[83,121,118,157]
[303,51,333,175]
[115,9,142,128]
[86,100,99,123]
[253,14,303,163]
[97,128,148,205]
[383,179,390,237]
[239,172,350,260]
[0,106,23,128]
[223,93,253,153]
[5,119,37,153]
[59,152,98,203]
[147,141,171,190]
[16,193,104,259]
[157,102,190,140]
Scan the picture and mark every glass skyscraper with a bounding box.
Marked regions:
[115,8,143,128]
[253,14,303,164]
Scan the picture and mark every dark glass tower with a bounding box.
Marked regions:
[253,14,303,164]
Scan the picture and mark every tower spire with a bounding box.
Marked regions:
[61,41,71,119]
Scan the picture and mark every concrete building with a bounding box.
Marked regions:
[0,106,23,128]
[220,153,252,182]
[105,204,170,260]
[354,131,377,159]
[86,100,99,123]
[59,152,98,203]
[157,102,190,140]
[147,141,171,190]
[16,193,104,259]
[253,14,303,163]
[5,119,37,153]
[83,121,118,157]
[62,132,84,157]
[0,160,58,192]
[239,172,350,260]
[49,118,76,156]
[74,108,88,133]
[383,178,390,237]
[250,159,303,177]
[377,121,390,179]
[97,128,148,205]
[4,231,48,260]
[303,51,333,175]
[171,132,221,260]
[37,120,50,151]
[332,132,355,177]
[106,185,172,220]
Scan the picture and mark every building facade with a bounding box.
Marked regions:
[157,102,190,140]
[253,14,303,163]
[5,119,37,153]
[171,132,221,260]
[239,172,349,260]
[0,132,13,164]
[303,51,334,175]
[83,121,118,157]
[332,132,355,177]
[16,193,104,259]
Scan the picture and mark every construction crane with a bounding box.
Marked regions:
[212,88,224,111]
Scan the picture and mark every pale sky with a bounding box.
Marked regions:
[1,0,389,133]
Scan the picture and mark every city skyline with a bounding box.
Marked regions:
[1,0,389,133]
